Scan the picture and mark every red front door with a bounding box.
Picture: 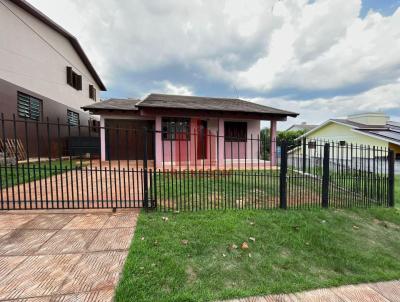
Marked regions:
[197,120,207,160]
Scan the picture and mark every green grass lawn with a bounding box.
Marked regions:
[154,170,385,211]
[116,207,400,302]
[0,160,82,188]
[396,175,400,208]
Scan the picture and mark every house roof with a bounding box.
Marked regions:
[354,122,400,145]
[286,123,318,131]
[83,98,141,111]
[83,94,298,118]
[300,118,400,145]
[140,94,298,116]
[10,0,106,91]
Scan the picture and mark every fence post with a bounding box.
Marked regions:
[143,127,149,209]
[280,142,287,209]
[388,149,395,207]
[302,138,307,173]
[322,143,330,208]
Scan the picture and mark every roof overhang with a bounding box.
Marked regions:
[351,129,400,146]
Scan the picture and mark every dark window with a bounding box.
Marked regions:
[308,141,316,149]
[224,121,247,142]
[17,92,42,120]
[66,66,82,90]
[89,85,96,100]
[90,118,99,132]
[162,117,190,140]
[339,140,346,146]
[67,110,79,126]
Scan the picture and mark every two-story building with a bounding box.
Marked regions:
[0,0,106,126]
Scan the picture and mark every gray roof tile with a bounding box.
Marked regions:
[83,94,298,117]
[139,94,298,116]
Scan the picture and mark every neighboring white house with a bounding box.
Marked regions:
[298,112,400,157]
[0,0,106,125]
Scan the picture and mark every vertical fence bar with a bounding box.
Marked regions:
[143,127,149,208]
[388,149,395,207]
[322,143,330,208]
[279,142,287,209]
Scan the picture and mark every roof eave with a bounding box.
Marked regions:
[137,104,298,117]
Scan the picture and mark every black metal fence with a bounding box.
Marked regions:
[0,114,395,211]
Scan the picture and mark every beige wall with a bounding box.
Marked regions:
[289,122,391,159]
[308,122,388,148]
[0,0,101,112]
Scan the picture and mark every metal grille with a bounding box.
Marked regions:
[17,92,42,121]
[67,110,79,126]
[0,113,395,211]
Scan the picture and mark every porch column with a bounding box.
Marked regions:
[190,118,198,166]
[155,116,162,169]
[270,120,277,165]
[218,119,224,169]
[100,117,106,161]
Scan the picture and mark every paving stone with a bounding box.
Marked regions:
[0,214,37,229]
[0,229,12,239]
[10,297,52,302]
[333,284,390,302]
[0,256,27,279]
[0,229,56,256]
[0,254,82,300]
[103,212,138,228]
[264,294,299,301]
[21,214,75,230]
[62,214,109,230]
[51,288,114,301]
[35,230,99,255]
[294,288,343,301]
[369,281,400,302]
[59,251,128,294]
[88,228,134,251]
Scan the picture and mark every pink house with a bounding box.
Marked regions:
[83,94,298,169]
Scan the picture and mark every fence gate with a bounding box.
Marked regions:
[0,114,395,211]
[0,115,153,210]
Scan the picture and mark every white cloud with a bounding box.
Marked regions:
[252,81,400,130]
[27,0,400,124]
[156,81,193,96]
[235,0,400,92]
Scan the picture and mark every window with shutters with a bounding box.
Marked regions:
[67,110,79,126]
[89,85,96,100]
[66,66,82,90]
[17,92,42,120]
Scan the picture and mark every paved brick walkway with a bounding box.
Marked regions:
[1,164,145,210]
[0,209,139,301]
[222,280,400,302]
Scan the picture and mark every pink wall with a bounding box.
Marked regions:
[224,120,260,160]
[100,114,276,168]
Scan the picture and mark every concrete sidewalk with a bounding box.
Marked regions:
[0,209,139,301]
[222,280,400,302]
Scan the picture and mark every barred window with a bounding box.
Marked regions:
[224,121,247,142]
[17,92,42,120]
[67,110,79,126]
[162,118,190,141]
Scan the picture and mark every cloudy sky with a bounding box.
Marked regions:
[29,0,400,129]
